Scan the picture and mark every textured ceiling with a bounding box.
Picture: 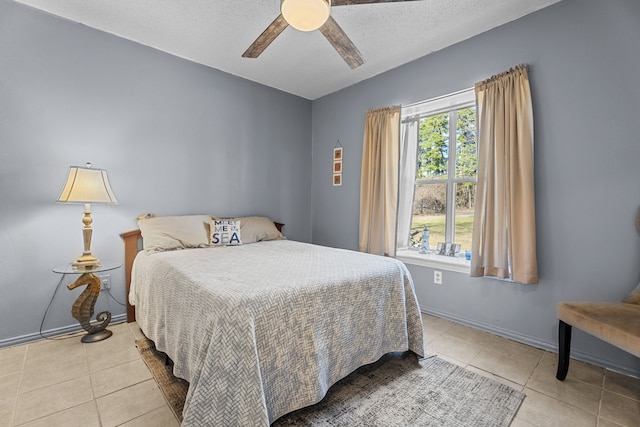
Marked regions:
[14,0,561,100]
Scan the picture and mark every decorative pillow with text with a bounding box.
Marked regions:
[210,220,242,246]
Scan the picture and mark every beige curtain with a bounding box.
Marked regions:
[359,106,401,256]
[396,117,419,251]
[471,65,538,284]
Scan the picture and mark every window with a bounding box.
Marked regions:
[398,89,477,255]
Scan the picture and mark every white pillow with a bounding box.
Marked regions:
[210,219,242,246]
[232,216,283,244]
[137,214,212,252]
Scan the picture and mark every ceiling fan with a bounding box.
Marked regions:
[242,0,424,69]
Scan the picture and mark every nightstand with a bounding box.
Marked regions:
[53,262,121,343]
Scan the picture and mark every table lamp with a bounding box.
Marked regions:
[57,162,118,269]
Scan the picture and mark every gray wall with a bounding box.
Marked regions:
[311,0,640,375]
[3,0,639,377]
[0,0,312,344]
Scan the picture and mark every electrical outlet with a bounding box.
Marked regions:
[99,274,111,290]
[434,270,442,285]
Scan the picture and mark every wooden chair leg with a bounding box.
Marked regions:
[556,320,572,381]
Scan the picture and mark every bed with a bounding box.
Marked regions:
[122,215,425,426]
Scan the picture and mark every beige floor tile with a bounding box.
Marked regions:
[422,315,455,342]
[128,322,147,341]
[0,373,21,400]
[599,390,640,427]
[454,325,496,349]
[18,401,100,427]
[446,322,496,346]
[422,330,443,346]
[597,417,626,427]
[23,336,85,370]
[423,345,437,358]
[0,396,15,427]
[119,405,180,427]
[510,416,537,427]
[483,335,544,362]
[525,375,601,414]
[529,352,603,414]
[429,333,486,364]
[96,379,166,427]
[422,314,456,332]
[84,327,136,359]
[91,358,152,398]
[604,370,640,401]
[533,351,604,387]
[516,388,597,427]
[469,336,543,385]
[109,321,132,333]
[4,314,640,427]
[19,354,89,394]
[106,322,135,340]
[13,376,94,425]
[87,343,140,373]
[0,346,26,377]
[470,350,541,386]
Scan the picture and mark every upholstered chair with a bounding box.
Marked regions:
[556,284,640,380]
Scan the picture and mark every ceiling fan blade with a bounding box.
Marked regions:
[332,0,424,6]
[242,14,289,58]
[319,16,365,69]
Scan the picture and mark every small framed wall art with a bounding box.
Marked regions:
[333,147,343,161]
[333,160,342,174]
[332,142,343,187]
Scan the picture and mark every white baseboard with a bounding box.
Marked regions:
[420,306,640,378]
[0,313,127,348]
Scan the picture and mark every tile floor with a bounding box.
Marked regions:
[1,315,639,426]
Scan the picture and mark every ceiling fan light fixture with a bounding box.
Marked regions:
[281,0,331,32]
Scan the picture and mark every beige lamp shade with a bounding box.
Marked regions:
[58,163,118,269]
[281,0,330,32]
[57,165,118,204]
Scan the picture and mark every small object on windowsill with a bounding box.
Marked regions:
[418,227,430,254]
[436,242,461,257]
[448,243,461,257]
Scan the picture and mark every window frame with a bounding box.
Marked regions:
[397,88,476,271]
[413,108,477,245]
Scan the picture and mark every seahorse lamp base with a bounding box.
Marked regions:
[67,272,113,343]
[81,328,113,343]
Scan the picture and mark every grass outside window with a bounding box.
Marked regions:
[410,213,474,252]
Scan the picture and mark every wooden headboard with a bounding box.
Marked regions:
[120,229,142,322]
[120,222,284,323]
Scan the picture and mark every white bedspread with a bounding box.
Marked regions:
[130,240,424,426]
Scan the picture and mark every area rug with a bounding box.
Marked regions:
[135,339,188,421]
[136,338,525,426]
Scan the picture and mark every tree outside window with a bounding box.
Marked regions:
[409,106,477,252]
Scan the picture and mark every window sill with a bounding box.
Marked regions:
[396,249,470,273]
